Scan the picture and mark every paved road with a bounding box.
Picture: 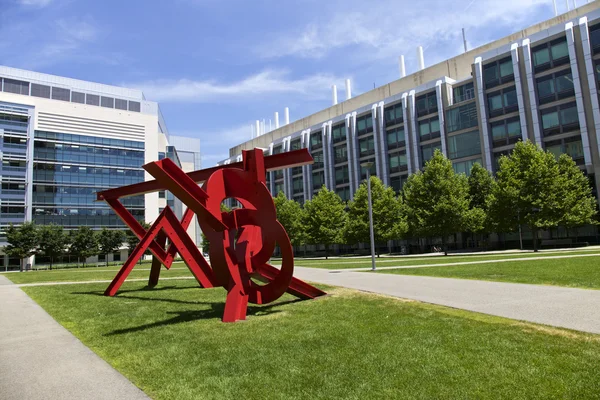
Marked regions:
[294,267,600,334]
[0,274,149,400]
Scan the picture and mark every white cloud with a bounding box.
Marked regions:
[257,0,552,62]
[128,69,347,103]
[17,0,53,7]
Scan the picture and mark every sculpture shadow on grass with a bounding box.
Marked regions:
[70,287,301,335]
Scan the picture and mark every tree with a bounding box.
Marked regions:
[98,228,126,266]
[403,149,470,255]
[69,226,99,267]
[489,140,562,251]
[344,176,407,255]
[126,221,151,263]
[37,224,67,270]
[302,186,347,259]
[465,162,495,238]
[273,191,305,246]
[5,222,38,272]
[555,154,597,238]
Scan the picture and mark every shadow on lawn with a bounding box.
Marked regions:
[71,286,301,335]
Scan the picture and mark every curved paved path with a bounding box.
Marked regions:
[294,267,600,334]
[0,275,149,400]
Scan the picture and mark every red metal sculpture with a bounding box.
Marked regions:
[97,148,326,322]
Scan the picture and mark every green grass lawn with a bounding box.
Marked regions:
[287,249,600,270]
[21,279,600,399]
[1,264,193,284]
[376,255,600,289]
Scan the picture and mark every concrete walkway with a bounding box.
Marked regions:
[0,275,149,400]
[294,267,600,334]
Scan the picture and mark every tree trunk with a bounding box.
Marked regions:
[50,257,53,271]
[533,227,538,252]
[325,244,329,260]
[442,235,448,256]
[20,258,24,272]
[106,254,109,267]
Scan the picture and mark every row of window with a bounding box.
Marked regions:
[1,77,142,112]
[35,131,144,150]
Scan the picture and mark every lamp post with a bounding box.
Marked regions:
[361,161,376,271]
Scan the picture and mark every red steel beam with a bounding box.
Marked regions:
[97,149,313,200]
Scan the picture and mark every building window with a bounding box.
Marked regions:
[386,127,405,149]
[483,57,514,88]
[71,91,85,104]
[384,102,403,126]
[291,166,303,176]
[336,187,350,202]
[290,139,301,150]
[312,170,325,189]
[310,131,323,149]
[335,165,350,185]
[390,175,408,193]
[532,38,569,72]
[388,152,408,173]
[358,136,375,157]
[421,142,442,166]
[274,182,284,195]
[416,92,438,117]
[292,176,303,194]
[86,94,100,106]
[313,151,324,169]
[356,114,373,135]
[487,87,518,117]
[159,190,166,199]
[591,24,600,55]
[128,101,141,112]
[101,96,115,108]
[536,70,574,105]
[453,158,482,176]
[490,117,522,147]
[418,117,440,141]
[31,83,51,99]
[52,87,70,102]
[334,145,348,163]
[158,152,166,160]
[540,102,579,136]
[453,82,475,103]
[332,123,346,143]
[3,78,29,95]
[545,136,585,165]
[446,102,478,133]
[447,130,481,160]
[115,98,128,110]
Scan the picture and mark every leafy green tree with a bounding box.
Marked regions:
[37,224,67,270]
[555,154,597,237]
[489,141,562,251]
[69,226,99,267]
[273,191,305,246]
[302,186,347,259]
[5,222,38,272]
[466,162,495,236]
[127,221,152,263]
[344,176,407,255]
[403,150,470,255]
[98,228,126,266]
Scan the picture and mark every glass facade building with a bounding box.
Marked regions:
[0,66,201,270]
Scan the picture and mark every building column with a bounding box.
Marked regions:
[320,123,332,190]
[25,109,34,223]
[522,39,543,145]
[301,130,311,202]
[376,101,389,184]
[282,137,291,198]
[268,143,274,194]
[511,42,529,141]
[408,90,420,169]
[579,16,600,166]
[474,57,493,171]
[566,21,593,167]
[435,81,448,156]
[402,93,413,175]
[350,112,359,198]
[371,104,382,178]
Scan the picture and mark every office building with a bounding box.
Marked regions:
[222,3,600,214]
[0,66,201,269]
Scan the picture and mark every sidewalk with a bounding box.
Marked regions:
[0,275,149,400]
[294,267,600,334]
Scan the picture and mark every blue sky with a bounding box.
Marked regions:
[1,0,572,165]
